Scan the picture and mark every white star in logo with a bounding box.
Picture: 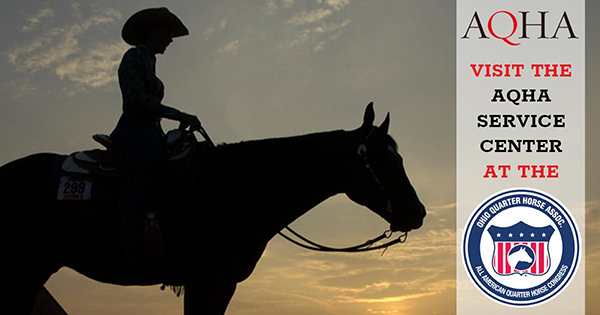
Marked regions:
[542,233,546,237]
[519,232,524,237]
[497,233,501,237]
[530,233,535,237]
[508,233,513,238]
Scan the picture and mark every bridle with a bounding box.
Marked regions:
[197,125,408,254]
[277,127,408,253]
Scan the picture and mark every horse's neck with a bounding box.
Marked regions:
[214,130,357,237]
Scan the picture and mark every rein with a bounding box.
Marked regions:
[278,227,407,253]
[197,126,408,254]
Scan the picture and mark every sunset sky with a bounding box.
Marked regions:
[0,1,597,314]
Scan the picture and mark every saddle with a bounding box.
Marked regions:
[62,129,203,178]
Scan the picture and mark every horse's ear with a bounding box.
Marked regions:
[361,102,375,131]
[380,112,390,134]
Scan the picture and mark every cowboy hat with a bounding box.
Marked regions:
[122,7,189,46]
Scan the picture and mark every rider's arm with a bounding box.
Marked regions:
[118,48,181,120]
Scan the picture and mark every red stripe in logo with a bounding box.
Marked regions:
[498,242,504,273]
[505,243,512,274]
[539,243,545,274]
[531,242,537,274]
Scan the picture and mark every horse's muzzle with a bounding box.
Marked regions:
[390,203,426,232]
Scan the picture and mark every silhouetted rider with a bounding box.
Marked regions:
[110,7,200,259]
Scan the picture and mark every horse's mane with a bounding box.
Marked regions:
[216,129,346,149]
[215,128,398,153]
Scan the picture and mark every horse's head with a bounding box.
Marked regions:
[345,103,426,232]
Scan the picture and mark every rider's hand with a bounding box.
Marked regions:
[178,112,202,131]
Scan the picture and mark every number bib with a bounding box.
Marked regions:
[57,176,92,200]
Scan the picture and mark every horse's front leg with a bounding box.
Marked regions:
[184,277,237,315]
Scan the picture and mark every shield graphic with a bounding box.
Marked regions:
[488,222,555,276]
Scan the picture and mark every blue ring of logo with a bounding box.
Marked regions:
[462,188,580,306]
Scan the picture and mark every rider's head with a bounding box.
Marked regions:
[122,7,188,54]
[142,26,173,55]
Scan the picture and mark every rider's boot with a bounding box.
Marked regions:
[143,211,166,258]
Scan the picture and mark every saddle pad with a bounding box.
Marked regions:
[48,156,121,201]
[53,149,202,202]
[62,155,90,174]
[75,149,118,165]
[62,142,199,177]
[62,154,123,177]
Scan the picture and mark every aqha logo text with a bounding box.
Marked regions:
[461,11,578,46]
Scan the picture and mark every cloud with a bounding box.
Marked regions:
[71,2,82,19]
[280,19,351,51]
[586,199,600,288]
[18,29,81,72]
[334,277,455,304]
[22,7,55,32]
[279,0,352,52]
[55,40,128,88]
[586,199,600,220]
[203,19,228,41]
[218,40,240,56]
[342,291,437,304]
[282,0,295,9]
[7,79,37,98]
[218,19,228,30]
[318,280,392,294]
[302,259,348,272]
[325,0,350,11]
[366,308,401,314]
[313,41,326,51]
[287,9,333,26]
[263,0,278,15]
[428,202,457,211]
[203,29,216,41]
[81,8,121,29]
[263,0,295,15]
[315,0,350,11]
[7,39,45,65]
[7,5,125,94]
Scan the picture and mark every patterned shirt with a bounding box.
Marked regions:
[118,46,181,121]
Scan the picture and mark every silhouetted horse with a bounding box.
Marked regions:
[0,104,425,314]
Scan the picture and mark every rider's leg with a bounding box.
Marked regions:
[114,122,166,259]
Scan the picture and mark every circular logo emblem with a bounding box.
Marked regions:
[462,188,581,307]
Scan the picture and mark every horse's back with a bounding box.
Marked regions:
[0,152,60,187]
[0,152,61,208]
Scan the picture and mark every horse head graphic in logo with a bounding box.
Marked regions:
[488,221,555,276]
[507,245,534,270]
